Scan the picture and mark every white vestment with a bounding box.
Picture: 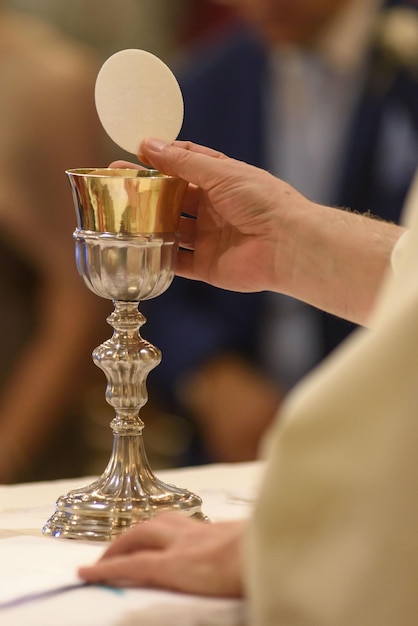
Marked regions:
[246,174,418,625]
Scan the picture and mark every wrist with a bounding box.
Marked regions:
[268,194,315,296]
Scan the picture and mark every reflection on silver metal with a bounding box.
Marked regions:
[43,169,208,541]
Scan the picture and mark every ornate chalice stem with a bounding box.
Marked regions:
[43,167,207,540]
[43,301,206,540]
[97,302,160,439]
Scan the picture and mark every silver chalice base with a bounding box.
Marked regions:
[42,169,208,541]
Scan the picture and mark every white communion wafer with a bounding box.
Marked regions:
[95,49,184,155]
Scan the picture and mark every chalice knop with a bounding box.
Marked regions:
[43,168,207,540]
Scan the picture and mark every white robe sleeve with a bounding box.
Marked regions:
[245,175,418,626]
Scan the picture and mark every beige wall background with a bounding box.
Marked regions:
[4,0,191,62]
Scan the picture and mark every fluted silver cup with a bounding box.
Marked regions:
[43,168,208,541]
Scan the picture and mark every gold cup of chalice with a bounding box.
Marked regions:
[43,168,207,541]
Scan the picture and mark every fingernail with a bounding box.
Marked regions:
[143,137,167,152]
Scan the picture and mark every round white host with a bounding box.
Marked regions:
[95,48,184,155]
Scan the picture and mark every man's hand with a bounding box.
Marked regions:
[79,514,245,598]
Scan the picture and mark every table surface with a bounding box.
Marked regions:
[0,461,264,625]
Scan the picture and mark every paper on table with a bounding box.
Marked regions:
[111,597,247,626]
[3,586,246,626]
[0,536,247,626]
[0,535,104,605]
[0,463,261,624]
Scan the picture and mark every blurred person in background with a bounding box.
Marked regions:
[0,6,112,483]
[2,0,217,474]
[5,0,193,66]
[141,0,418,465]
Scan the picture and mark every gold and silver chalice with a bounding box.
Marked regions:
[43,167,207,541]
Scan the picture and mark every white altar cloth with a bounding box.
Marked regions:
[0,461,264,625]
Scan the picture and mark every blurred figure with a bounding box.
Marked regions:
[3,0,220,475]
[6,0,193,64]
[0,8,111,483]
[142,0,418,464]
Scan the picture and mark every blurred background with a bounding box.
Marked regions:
[0,0,233,484]
[4,0,231,63]
[1,0,417,483]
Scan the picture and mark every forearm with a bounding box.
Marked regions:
[138,139,404,325]
[276,203,404,326]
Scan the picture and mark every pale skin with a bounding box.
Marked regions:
[78,138,404,594]
[111,139,402,326]
[81,513,245,596]
[132,0,382,465]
